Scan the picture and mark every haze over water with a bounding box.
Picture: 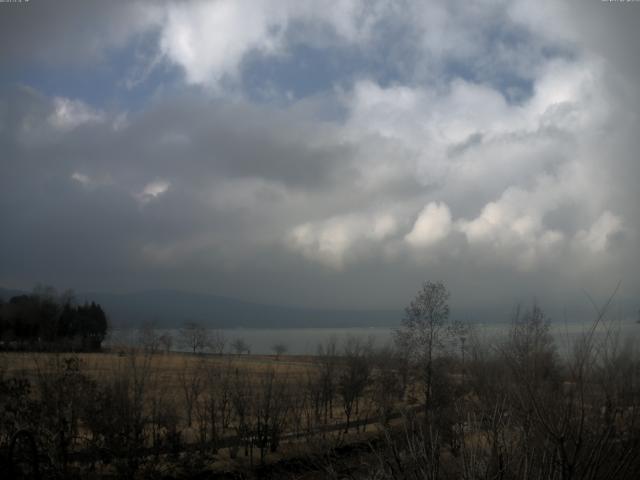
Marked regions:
[108,319,640,356]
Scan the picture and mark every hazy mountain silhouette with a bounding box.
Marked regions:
[2,287,636,329]
[1,287,401,328]
[88,290,406,328]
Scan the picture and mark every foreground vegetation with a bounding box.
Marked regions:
[1,282,639,479]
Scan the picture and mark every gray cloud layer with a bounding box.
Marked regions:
[1,1,638,312]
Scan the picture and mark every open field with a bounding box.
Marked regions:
[1,351,317,382]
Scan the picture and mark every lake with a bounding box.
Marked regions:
[107,318,640,356]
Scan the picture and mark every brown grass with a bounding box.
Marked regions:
[1,350,316,379]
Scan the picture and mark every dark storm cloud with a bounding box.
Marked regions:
[0,84,364,292]
[0,1,159,66]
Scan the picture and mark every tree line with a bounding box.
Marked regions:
[0,286,108,351]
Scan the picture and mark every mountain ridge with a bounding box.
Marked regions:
[0,287,402,328]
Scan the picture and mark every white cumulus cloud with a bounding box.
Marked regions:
[574,211,623,254]
[405,202,452,248]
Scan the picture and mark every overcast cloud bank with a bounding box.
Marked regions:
[1,0,638,311]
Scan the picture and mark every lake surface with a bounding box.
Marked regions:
[107,319,640,356]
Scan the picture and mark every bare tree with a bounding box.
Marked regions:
[196,360,233,452]
[178,358,205,428]
[229,367,253,460]
[210,329,226,355]
[231,338,250,355]
[338,336,372,432]
[371,345,404,425]
[502,302,558,385]
[137,321,161,354]
[84,349,155,477]
[253,368,290,463]
[158,332,173,354]
[395,281,452,418]
[271,342,288,360]
[316,336,338,424]
[179,321,210,354]
[301,369,323,434]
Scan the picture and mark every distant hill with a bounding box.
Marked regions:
[83,290,403,328]
[0,287,26,301]
[1,287,401,328]
[2,286,636,329]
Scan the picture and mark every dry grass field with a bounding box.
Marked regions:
[1,348,398,478]
[0,350,336,429]
[1,350,316,382]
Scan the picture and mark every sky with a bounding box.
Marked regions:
[0,0,639,313]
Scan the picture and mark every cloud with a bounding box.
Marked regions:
[288,211,400,269]
[405,202,452,248]
[159,1,287,87]
[136,180,171,204]
[456,184,566,271]
[575,211,624,254]
[0,1,162,66]
[71,172,92,186]
[1,1,639,309]
[49,97,104,131]
[157,0,388,90]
